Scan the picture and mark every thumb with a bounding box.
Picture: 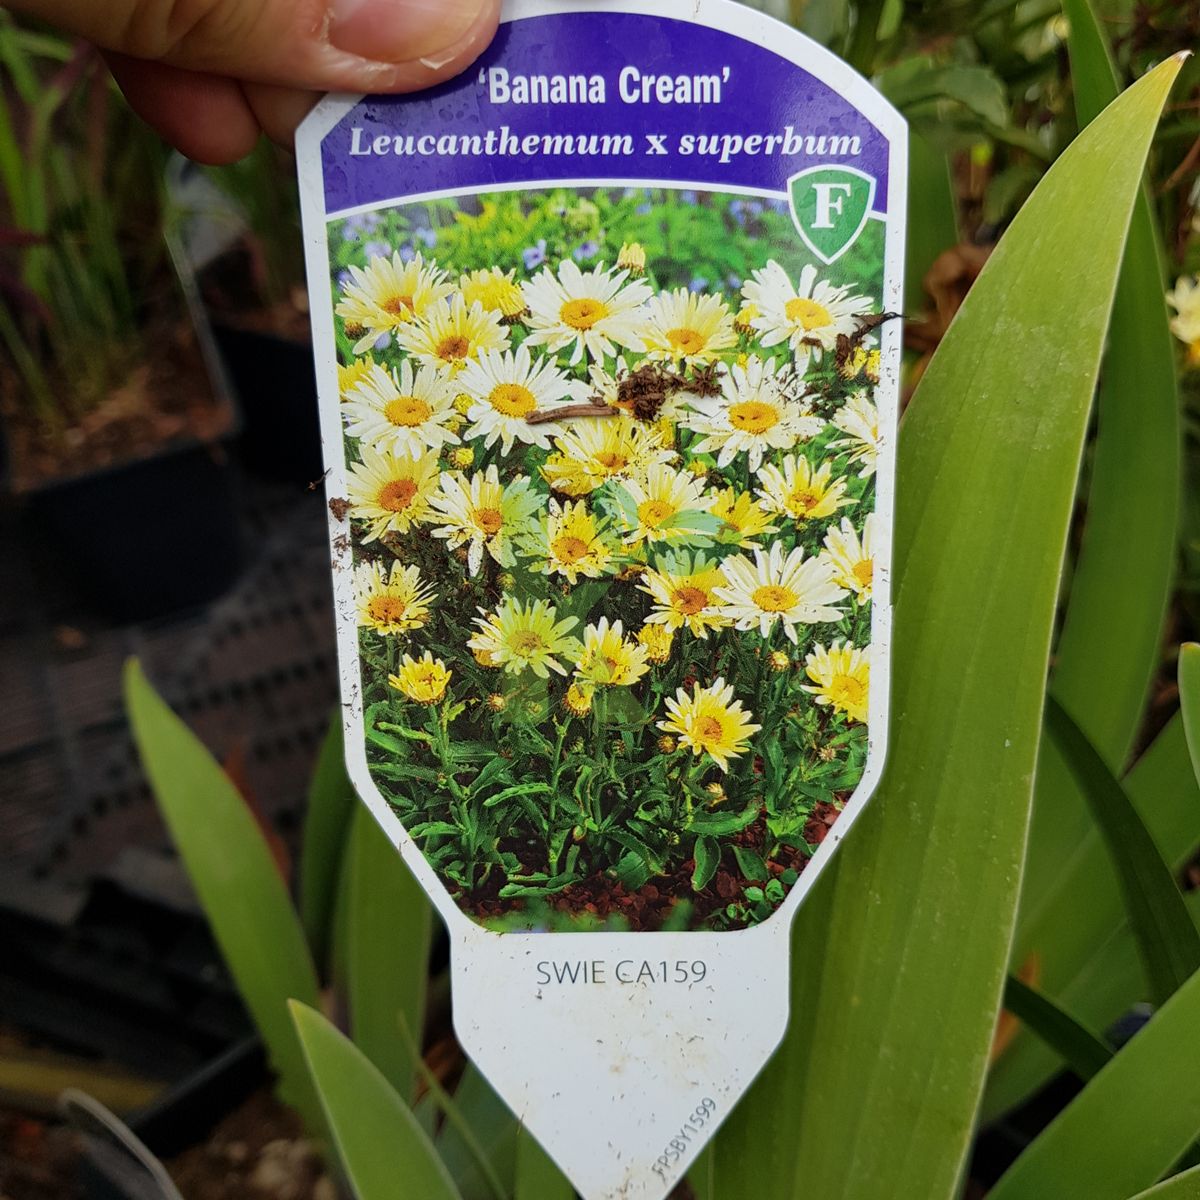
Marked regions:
[7,0,500,92]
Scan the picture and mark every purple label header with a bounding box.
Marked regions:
[320,11,891,215]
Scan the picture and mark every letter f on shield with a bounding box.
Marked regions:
[788,165,876,264]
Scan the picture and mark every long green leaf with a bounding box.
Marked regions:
[435,1065,519,1200]
[990,965,1200,1200]
[993,0,1183,1113]
[1179,644,1200,789]
[299,715,357,975]
[515,1128,573,1200]
[289,1002,462,1200]
[986,713,1200,1117]
[344,806,433,1102]
[1127,1166,1200,1199]
[904,130,960,309]
[1002,976,1112,1081]
[124,660,323,1134]
[711,56,1184,1200]
[1045,698,1200,1005]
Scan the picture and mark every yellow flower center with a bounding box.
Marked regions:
[830,674,866,707]
[551,535,589,563]
[367,595,406,624]
[728,400,780,434]
[560,297,609,330]
[752,584,798,613]
[489,382,538,417]
[384,395,433,427]
[672,585,710,615]
[593,450,629,472]
[436,334,471,361]
[378,479,418,511]
[694,714,725,743]
[789,488,822,516]
[852,559,873,588]
[637,499,675,528]
[474,507,504,535]
[666,327,706,355]
[785,297,833,330]
[381,293,415,317]
[511,631,547,655]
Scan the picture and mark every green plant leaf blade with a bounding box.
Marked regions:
[344,805,433,1103]
[990,966,1200,1200]
[711,55,1184,1200]
[1045,697,1200,1006]
[1002,976,1112,1081]
[299,714,357,976]
[1179,644,1200,789]
[435,1065,519,1200]
[289,1002,462,1200]
[515,1128,573,1200]
[1127,1165,1200,1199]
[124,660,323,1134]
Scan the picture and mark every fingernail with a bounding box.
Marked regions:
[329,0,487,64]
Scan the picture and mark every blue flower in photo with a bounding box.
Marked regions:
[688,276,710,293]
[635,203,652,215]
[373,332,391,352]
[363,240,390,260]
[572,240,600,262]
[415,227,437,248]
[342,211,382,240]
[681,190,699,205]
[398,242,416,263]
[523,239,548,270]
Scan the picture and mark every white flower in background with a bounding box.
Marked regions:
[821,513,876,604]
[428,466,541,575]
[640,288,738,365]
[342,360,459,458]
[1167,275,1200,364]
[742,259,864,367]
[830,391,879,478]
[716,542,848,642]
[683,356,823,471]
[346,445,440,541]
[458,345,574,454]
[608,463,715,548]
[541,413,674,496]
[522,260,652,364]
[336,251,453,353]
[396,295,510,375]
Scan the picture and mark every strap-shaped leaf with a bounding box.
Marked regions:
[990,966,1200,1200]
[711,55,1185,1200]
[125,661,323,1135]
[515,1128,573,1200]
[1002,976,1113,1082]
[1126,1165,1200,1199]
[289,1002,462,1200]
[1180,644,1200,790]
[1046,697,1200,1006]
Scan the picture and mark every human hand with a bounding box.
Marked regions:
[5,0,502,163]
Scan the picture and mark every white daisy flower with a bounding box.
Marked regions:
[640,288,738,365]
[715,542,848,643]
[458,345,575,454]
[335,251,453,353]
[830,391,879,478]
[346,444,440,541]
[822,513,875,604]
[741,259,865,368]
[607,463,716,549]
[396,295,510,376]
[682,356,823,472]
[428,465,541,576]
[342,360,459,459]
[522,260,651,364]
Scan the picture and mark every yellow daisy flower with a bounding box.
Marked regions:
[683,357,823,472]
[822,513,875,604]
[573,617,650,688]
[353,561,436,635]
[522,260,651,365]
[341,360,459,460]
[741,259,865,368]
[336,251,453,353]
[565,681,595,715]
[710,487,779,549]
[389,652,452,704]
[616,242,647,275]
[519,499,618,584]
[715,542,848,643]
[396,295,510,376]
[459,267,527,318]
[458,345,574,454]
[467,597,582,678]
[541,413,673,497]
[637,624,674,664]
[803,642,870,724]
[609,463,715,548]
[657,677,762,773]
[638,552,729,638]
[756,455,854,523]
[428,465,541,576]
[640,288,737,365]
[346,445,439,541]
[338,354,376,399]
[830,391,879,478]
[734,302,759,333]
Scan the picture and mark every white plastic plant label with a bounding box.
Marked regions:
[296,3,904,1195]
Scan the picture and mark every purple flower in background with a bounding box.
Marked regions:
[747,200,764,216]
[523,239,548,271]
[635,203,652,215]
[767,198,790,214]
[336,269,352,291]
[730,198,748,223]
[681,191,699,205]
[342,211,382,240]
[689,276,710,293]
[363,240,390,260]
[374,333,391,352]
[415,227,437,248]
[572,240,600,262]
[398,242,416,263]
[726,273,741,290]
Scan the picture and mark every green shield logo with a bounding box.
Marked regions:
[788,165,876,265]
